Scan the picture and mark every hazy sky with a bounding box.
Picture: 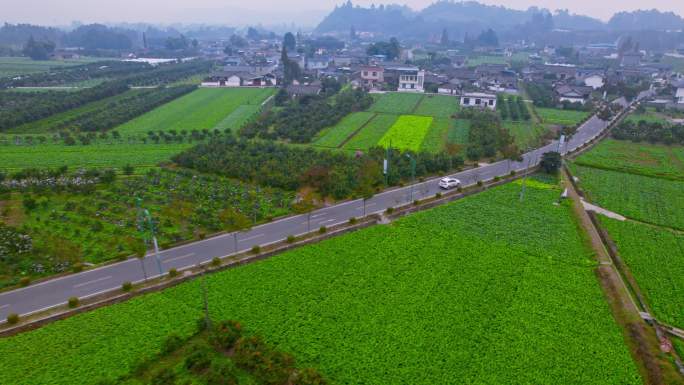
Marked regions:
[2,0,684,27]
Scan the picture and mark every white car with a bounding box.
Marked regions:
[438,177,461,190]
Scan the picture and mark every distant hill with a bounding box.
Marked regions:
[315,1,683,39]
[608,9,684,31]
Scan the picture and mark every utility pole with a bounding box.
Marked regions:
[519,149,533,202]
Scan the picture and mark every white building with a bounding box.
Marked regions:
[583,74,605,90]
[676,81,684,104]
[396,67,425,93]
[460,92,497,110]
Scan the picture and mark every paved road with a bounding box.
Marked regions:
[0,110,622,321]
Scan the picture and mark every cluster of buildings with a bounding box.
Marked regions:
[197,34,684,110]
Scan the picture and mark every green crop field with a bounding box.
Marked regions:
[420,117,450,153]
[342,113,397,151]
[447,119,470,146]
[570,164,684,230]
[574,139,684,180]
[368,92,423,114]
[536,108,588,126]
[115,88,274,135]
[378,115,432,152]
[504,121,548,148]
[413,94,459,118]
[0,57,106,78]
[313,111,375,148]
[213,105,261,134]
[600,218,684,329]
[625,109,670,125]
[0,179,640,385]
[0,143,192,172]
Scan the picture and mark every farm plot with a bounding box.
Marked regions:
[503,121,548,148]
[420,117,450,153]
[115,88,274,135]
[377,115,432,152]
[0,57,104,78]
[0,180,640,385]
[368,92,423,114]
[413,94,459,118]
[0,143,192,172]
[0,169,292,287]
[447,119,470,146]
[536,108,588,126]
[600,218,684,328]
[625,109,670,125]
[313,111,375,148]
[573,139,684,180]
[342,113,398,151]
[213,105,260,134]
[570,164,684,230]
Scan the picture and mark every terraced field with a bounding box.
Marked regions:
[342,113,398,151]
[413,94,459,118]
[378,115,433,152]
[115,88,274,135]
[0,143,192,172]
[368,92,423,114]
[0,179,640,385]
[313,111,375,148]
[0,57,105,77]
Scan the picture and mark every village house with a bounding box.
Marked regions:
[201,66,277,87]
[555,84,592,104]
[675,80,684,105]
[460,92,497,110]
[397,67,425,93]
[359,65,384,88]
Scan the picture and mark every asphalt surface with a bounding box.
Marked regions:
[0,108,624,321]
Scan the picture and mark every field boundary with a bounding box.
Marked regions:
[335,112,377,149]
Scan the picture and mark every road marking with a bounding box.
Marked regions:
[311,212,327,219]
[0,304,9,310]
[164,253,195,264]
[239,233,264,243]
[319,219,335,224]
[73,275,113,289]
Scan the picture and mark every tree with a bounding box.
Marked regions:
[476,29,498,47]
[440,28,449,46]
[229,34,247,48]
[283,32,296,51]
[246,27,260,40]
[23,36,54,60]
[350,25,357,41]
[281,48,301,86]
[540,151,562,174]
[366,38,400,60]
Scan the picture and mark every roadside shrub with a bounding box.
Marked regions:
[161,334,184,355]
[457,186,463,193]
[251,245,260,254]
[286,235,296,244]
[6,313,19,325]
[348,217,357,225]
[385,207,394,215]
[121,281,133,292]
[72,262,84,273]
[198,232,206,240]
[413,200,420,206]
[18,277,30,287]
[206,359,239,385]
[493,176,500,182]
[168,268,178,278]
[435,192,442,199]
[476,180,483,187]
[318,226,327,234]
[211,257,221,267]
[68,297,79,308]
[510,170,516,176]
[184,343,213,373]
[210,320,243,350]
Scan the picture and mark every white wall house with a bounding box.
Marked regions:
[676,81,684,104]
[460,92,497,110]
[583,74,605,90]
[396,67,425,93]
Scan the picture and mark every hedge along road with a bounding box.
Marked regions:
[0,111,621,322]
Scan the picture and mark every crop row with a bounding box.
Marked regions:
[313,111,375,148]
[570,164,684,230]
[378,115,432,152]
[341,113,398,151]
[412,94,459,118]
[0,179,640,385]
[368,92,423,114]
